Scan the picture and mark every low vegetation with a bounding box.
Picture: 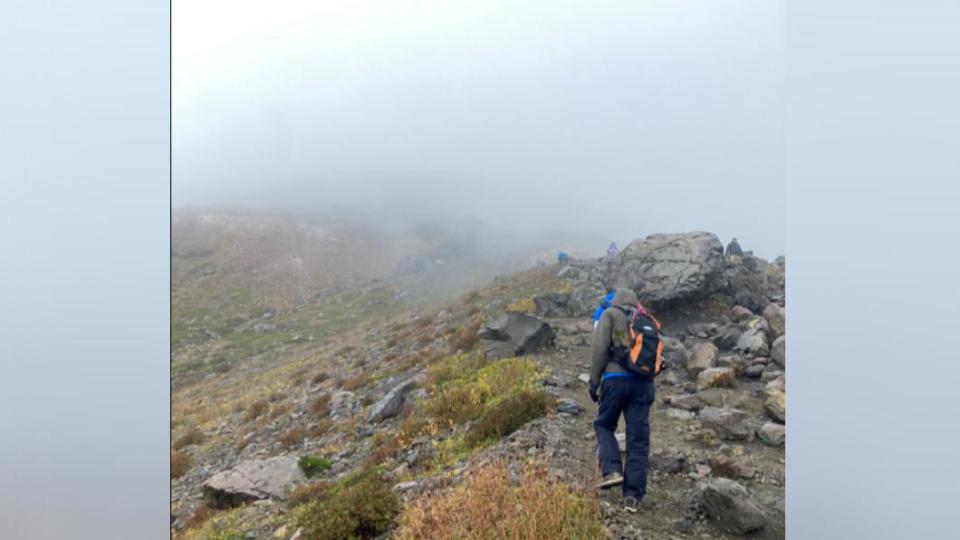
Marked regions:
[394,461,606,539]
[298,455,332,478]
[171,451,191,479]
[292,468,400,540]
[173,426,205,450]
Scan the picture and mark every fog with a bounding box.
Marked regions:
[173,0,783,258]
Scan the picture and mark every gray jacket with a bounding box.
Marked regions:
[589,288,640,386]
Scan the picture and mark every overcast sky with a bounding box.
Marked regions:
[173,0,783,258]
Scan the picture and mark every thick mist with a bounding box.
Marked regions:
[173,0,783,258]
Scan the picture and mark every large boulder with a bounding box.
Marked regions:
[568,285,605,317]
[735,318,770,357]
[687,342,719,377]
[202,456,304,508]
[479,312,555,356]
[608,232,726,308]
[699,407,752,440]
[770,336,785,368]
[763,303,785,340]
[367,379,417,423]
[698,478,768,534]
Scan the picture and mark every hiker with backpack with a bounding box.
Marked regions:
[588,287,664,511]
[591,288,617,330]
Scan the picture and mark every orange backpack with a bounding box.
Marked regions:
[614,305,665,378]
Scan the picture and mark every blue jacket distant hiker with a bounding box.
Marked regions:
[588,287,660,511]
[557,251,569,264]
[592,289,617,330]
[607,242,619,257]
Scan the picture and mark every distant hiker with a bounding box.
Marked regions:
[589,287,665,510]
[557,251,569,264]
[592,288,617,330]
[725,237,743,257]
[607,242,619,257]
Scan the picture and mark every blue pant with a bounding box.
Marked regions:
[593,376,655,498]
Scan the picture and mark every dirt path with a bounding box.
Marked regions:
[532,317,785,539]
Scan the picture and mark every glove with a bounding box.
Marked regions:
[588,383,600,403]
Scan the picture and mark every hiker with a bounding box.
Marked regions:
[557,250,569,264]
[725,237,743,257]
[588,287,660,511]
[591,288,617,330]
[607,241,619,257]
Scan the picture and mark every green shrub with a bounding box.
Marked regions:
[294,469,400,540]
[298,455,332,478]
[465,389,552,448]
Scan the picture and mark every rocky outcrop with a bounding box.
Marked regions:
[603,232,726,308]
[202,455,303,508]
[735,318,769,357]
[479,312,555,356]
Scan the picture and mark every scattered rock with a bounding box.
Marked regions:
[696,367,736,390]
[367,379,417,423]
[533,292,571,318]
[688,342,719,377]
[393,481,419,493]
[712,326,742,351]
[665,408,696,420]
[699,407,751,441]
[764,375,785,393]
[662,394,703,411]
[764,392,786,423]
[730,305,754,322]
[758,422,786,446]
[578,373,590,384]
[556,398,583,416]
[770,336,785,368]
[735,318,770,357]
[202,455,304,508]
[716,354,744,375]
[329,391,357,420]
[709,453,755,480]
[479,312,555,356]
[762,303,785,340]
[744,364,764,378]
[698,478,768,535]
[650,448,687,473]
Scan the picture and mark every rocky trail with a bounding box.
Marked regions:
[515,313,786,539]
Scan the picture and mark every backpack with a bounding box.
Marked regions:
[612,305,665,378]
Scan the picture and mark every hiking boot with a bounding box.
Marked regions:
[622,496,641,513]
[596,472,624,489]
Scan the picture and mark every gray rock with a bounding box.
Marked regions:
[758,422,786,446]
[569,285,605,317]
[770,336,785,368]
[662,393,703,411]
[687,342,719,377]
[735,318,769,357]
[724,255,771,313]
[762,303,785,340]
[479,312,555,355]
[611,232,726,308]
[533,292,571,318]
[712,326,742,351]
[393,481,419,492]
[578,373,591,384]
[764,392,786,423]
[696,367,736,390]
[665,408,696,420]
[329,391,357,420]
[730,305,754,322]
[367,379,417,423]
[699,478,767,534]
[202,455,304,508]
[650,448,687,473]
[699,407,751,440]
[744,364,764,378]
[716,354,744,375]
[480,339,517,360]
[556,398,583,416]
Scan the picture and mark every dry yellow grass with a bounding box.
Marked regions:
[394,461,605,539]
